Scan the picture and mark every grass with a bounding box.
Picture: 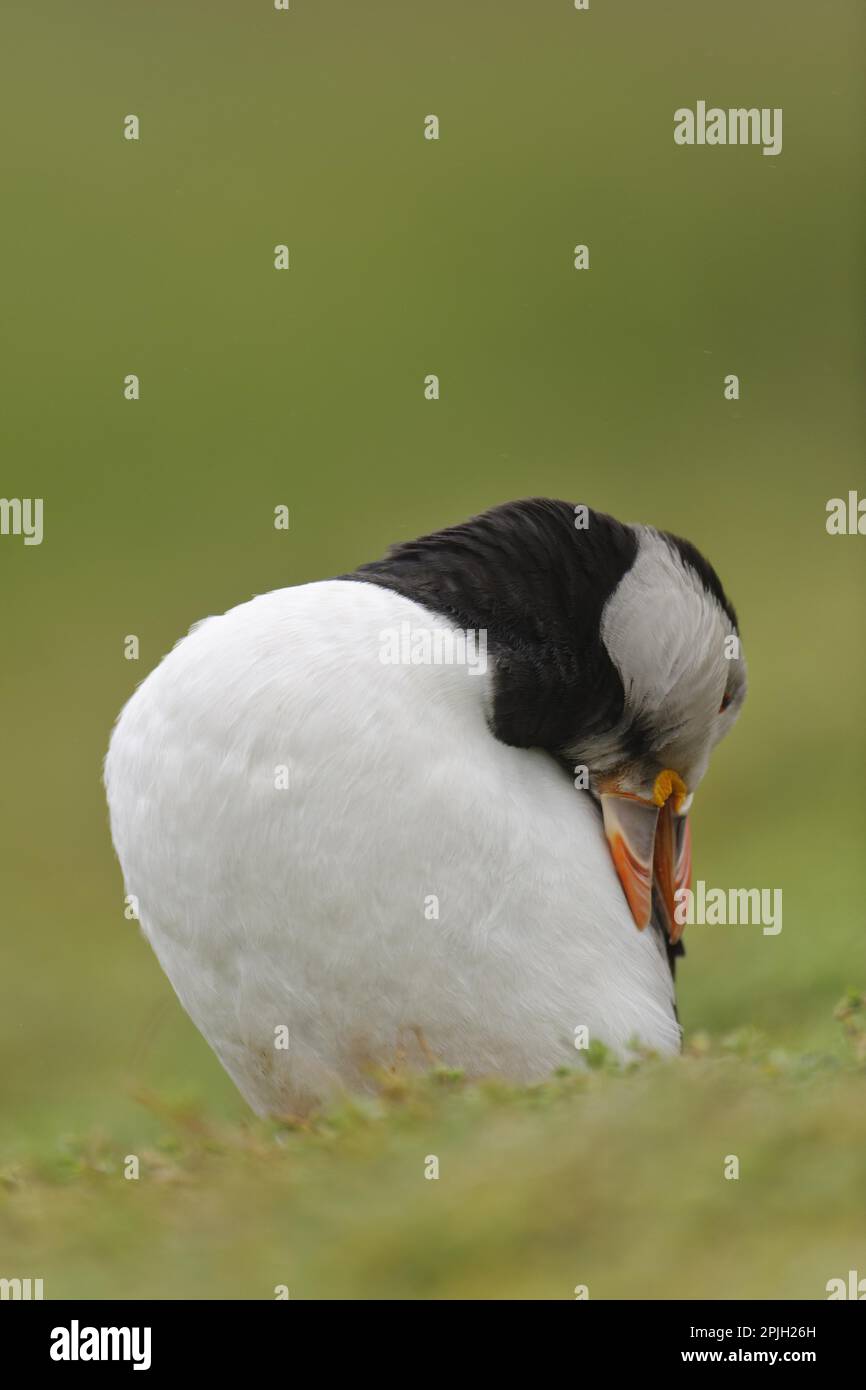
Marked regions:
[2,1001,864,1301]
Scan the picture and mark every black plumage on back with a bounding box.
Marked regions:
[346,498,638,755]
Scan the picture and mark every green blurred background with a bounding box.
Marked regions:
[1,0,863,1299]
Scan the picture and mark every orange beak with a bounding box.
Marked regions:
[600,771,692,942]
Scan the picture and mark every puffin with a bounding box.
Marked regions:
[105,499,746,1115]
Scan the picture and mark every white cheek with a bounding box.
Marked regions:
[687,751,711,791]
[601,535,721,709]
[602,532,736,736]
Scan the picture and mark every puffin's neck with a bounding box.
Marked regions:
[343,498,639,754]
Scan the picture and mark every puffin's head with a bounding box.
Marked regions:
[568,524,746,940]
[353,497,746,943]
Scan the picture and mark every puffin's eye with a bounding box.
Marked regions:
[719,691,732,714]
